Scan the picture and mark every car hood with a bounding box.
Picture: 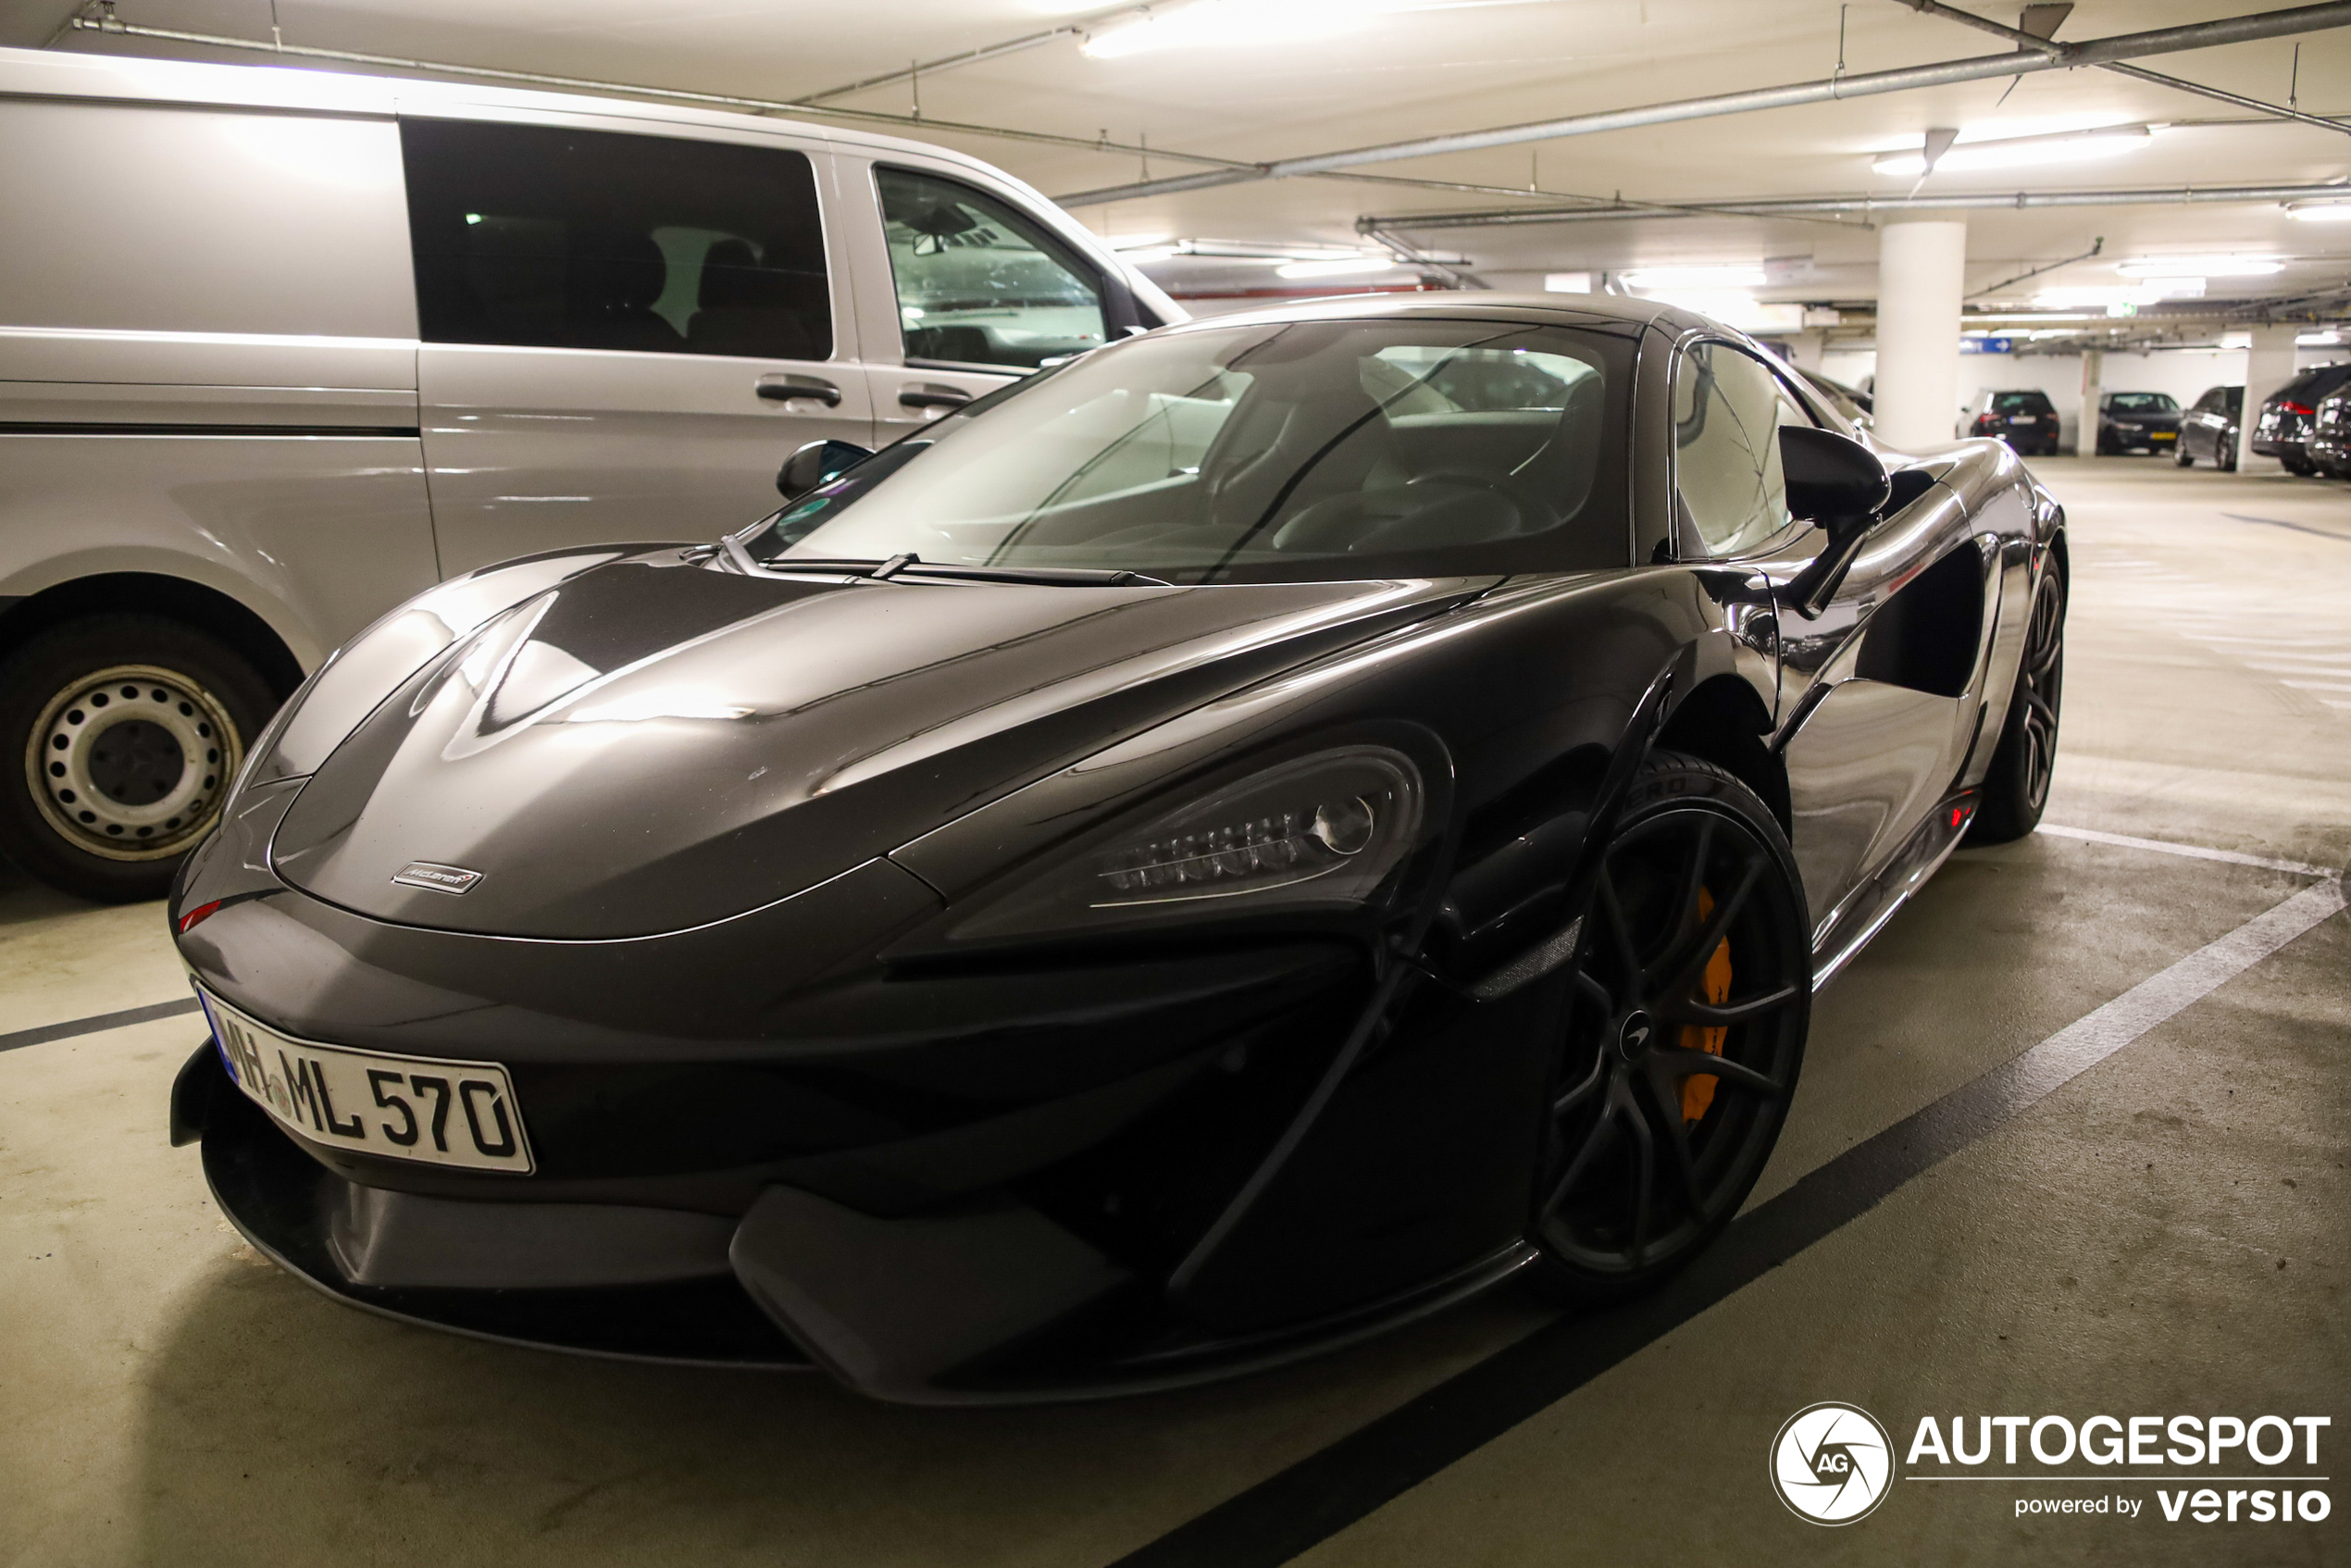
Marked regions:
[269,553,1478,939]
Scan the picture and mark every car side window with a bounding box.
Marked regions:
[875,167,1110,370]
[1673,341,1804,558]
[401,118,831,359]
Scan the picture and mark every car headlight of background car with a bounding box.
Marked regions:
[941,746,1425,943]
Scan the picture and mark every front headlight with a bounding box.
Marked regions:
[943,746,1425,943]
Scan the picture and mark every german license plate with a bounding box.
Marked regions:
[198,988,534,1174]
[2008,415,2035,424]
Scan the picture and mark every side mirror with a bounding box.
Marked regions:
[1780,426,1891,618]
[777,439,874,501]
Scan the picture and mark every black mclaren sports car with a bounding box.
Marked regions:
[168,295,2067,1404]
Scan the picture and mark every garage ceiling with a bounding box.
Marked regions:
[31,0,2351,327]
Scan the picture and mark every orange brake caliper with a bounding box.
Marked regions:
[1680,887,1732,1122]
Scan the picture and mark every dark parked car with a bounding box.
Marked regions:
[2095,392,2181,454]
[1797,367,1872,422]
[1962,389,2062,456]
[2252,364,2351,475]
[168,296,2066,1404]
[2176,384,2243,468]
[2309,385,2351,479]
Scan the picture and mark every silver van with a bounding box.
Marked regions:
[0,44,1179,901]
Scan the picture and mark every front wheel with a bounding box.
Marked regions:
[2220,432,2239,471]
[1525,753,1811,1306]
[2175,448,2194,467]
[0,616,278,902]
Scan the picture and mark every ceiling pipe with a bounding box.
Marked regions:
[1889,0,2351,137]
[1054,2,2351,206]
[791,5,1154,105]
[1356,180,2351,228]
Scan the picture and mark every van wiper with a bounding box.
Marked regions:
[743,548,1169,588]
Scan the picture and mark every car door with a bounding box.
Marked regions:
[399,113,876,578]
[831,156,1149,442]
[1671,343,1991,941]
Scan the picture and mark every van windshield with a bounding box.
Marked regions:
[740,318,1636,584]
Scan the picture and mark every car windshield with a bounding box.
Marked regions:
[1991,392,2052,413]
[740,317,1635,584]
[2107,392,2177,413]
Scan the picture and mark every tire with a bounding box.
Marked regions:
[0,616,278,902]
[2284,457,2317,478]
[1968,564,2065,845]
[2220,432,2238,471]
[2175,448,2194,467]
[1525,751,1810,1307]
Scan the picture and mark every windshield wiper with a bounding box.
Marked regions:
[740,549,1169,588]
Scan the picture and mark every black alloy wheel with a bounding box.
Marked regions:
[0,616,278,902]
[1526,753,1810,1305]
[1968,565,2066,845]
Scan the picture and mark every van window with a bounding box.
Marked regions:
[0,100,412,337]
[875,167,1109,370]
[401,119,830,359]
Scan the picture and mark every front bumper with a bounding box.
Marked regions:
[185,1040,1535,1402]
[171,753,1550,1402]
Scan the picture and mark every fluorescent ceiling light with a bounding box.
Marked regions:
[2285,199,2351,223]
[2300,330,2344,346]
[2034,280,2204,310]
[1275,256,1400,279]
[1084,0,1366,56]
[1872,125,2150,178]
[1620,265,1766,290]
[2116,255,2281,277]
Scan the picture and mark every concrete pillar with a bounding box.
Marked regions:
[1789,329,1825,373]
[2077,348,2104,457]
[1873,220,1968,451]
[2240,323,2298,473]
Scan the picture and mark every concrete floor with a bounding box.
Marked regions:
[2,457,2345,1567]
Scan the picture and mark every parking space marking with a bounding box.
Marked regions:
[1112,863,2345,1568]
[0,996,202,1056]
[2034,823,2338,879]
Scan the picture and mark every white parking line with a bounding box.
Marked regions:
[2035,824,2339,879]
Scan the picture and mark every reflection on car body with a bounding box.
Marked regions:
[172,294,2067,1404]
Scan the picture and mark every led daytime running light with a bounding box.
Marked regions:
[1099,798,1375,900]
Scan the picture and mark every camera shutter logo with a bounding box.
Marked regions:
[1771,1402,1895,1524]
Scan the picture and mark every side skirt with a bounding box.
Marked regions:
[1809,788,1978,989]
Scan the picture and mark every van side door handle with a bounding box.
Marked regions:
[756,375,842,407]
[899,386,973,411]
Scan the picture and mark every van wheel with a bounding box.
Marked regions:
[0,616,278,903]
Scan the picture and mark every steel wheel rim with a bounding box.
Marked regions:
[2017,576,2064,815]
[1536,803,1807,1276]
[26,664,242,862]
